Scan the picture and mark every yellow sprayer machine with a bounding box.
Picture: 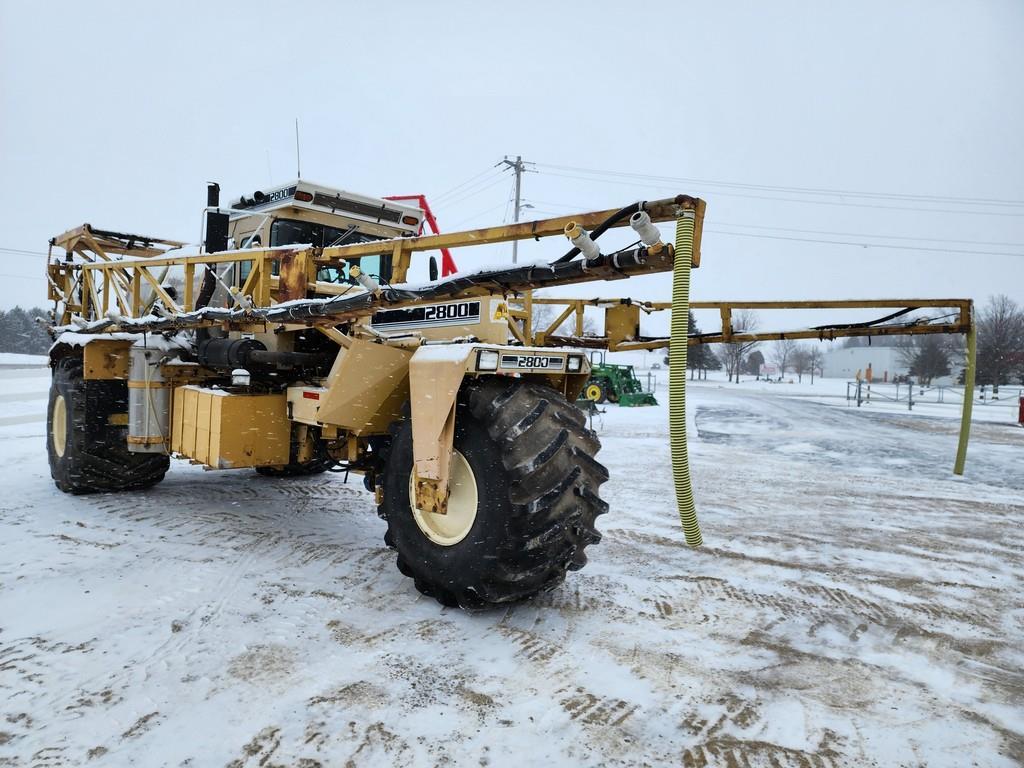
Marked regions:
[43,181,978,610]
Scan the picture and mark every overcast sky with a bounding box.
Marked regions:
[1,1,1021,335]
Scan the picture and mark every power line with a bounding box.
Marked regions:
[503,199,1024,250]
[535,162,1024,208]
[704,228,1024,257]
[447,201,509,230]
[443,191,1024,255]
[0,247,49,257]
[432,167,507,204]
[436,172,511,208]
[713,222,1024,249]
[432,166,503,201]
[537,170,1024,218]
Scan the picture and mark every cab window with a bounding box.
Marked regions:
[236,234,261,284]
[269,219,389,284]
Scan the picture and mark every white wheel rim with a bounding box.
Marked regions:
[52,394,67,458]
[409,450,478,546]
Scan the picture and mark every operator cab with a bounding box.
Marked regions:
[227,180,425,287]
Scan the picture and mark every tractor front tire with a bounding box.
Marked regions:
[380,378,608,610]
[47,357,169,494]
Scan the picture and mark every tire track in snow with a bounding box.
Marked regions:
[13,473,377,726]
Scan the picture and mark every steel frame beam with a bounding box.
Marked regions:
[530,297,972,349]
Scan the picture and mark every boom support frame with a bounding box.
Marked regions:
[44,193,977,499]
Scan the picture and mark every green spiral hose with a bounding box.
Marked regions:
[670,213,702,547]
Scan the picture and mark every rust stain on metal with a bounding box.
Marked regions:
[276,249,307,302]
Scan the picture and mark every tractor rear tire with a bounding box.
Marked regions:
[380,378,608,610]
[584,380,608,404]
[47,356,169,494]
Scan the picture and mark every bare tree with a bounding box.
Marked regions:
[580,310,599,338]
[719,309,759,383]
[530,301,597,338]
[790,345,811,383]
[531,301,556,330]
[771,338,797,381]
[976,294,1024,393]
[808,346,823,384]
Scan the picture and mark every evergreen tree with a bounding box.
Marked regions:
[743,349,765,376]
[686,311,719,379]
[0,306,51,355]
[905,335,951,385]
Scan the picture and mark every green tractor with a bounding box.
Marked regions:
[578,353,658,407]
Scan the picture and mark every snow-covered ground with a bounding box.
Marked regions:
[686,373,1022,426]
[610,350,1023,428]
[0,353,48,369]
[1,366,1022,766]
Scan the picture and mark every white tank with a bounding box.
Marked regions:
[128,342,177,454]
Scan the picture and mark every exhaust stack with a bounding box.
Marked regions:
[204,182,229,254]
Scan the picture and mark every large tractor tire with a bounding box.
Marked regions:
[583,380,608,404]
[47,356,169,494]
[380,378,608,610]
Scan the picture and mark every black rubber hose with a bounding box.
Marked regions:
[193,266,219,347]
[195,266,218,310]
[246,349,333,368]
[553,202,643,264]
[811,307,917,331]
[68,247,653,333]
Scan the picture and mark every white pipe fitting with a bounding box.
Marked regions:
[564,221,601,261]
[349,264,381,295]
[629,210,663,247]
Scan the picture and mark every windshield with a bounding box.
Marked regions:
[268,218,388,284]
[269,219,384,249]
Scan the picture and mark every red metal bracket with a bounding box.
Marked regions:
[383,194,458,277]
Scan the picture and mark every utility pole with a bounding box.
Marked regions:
[499,155,533,263]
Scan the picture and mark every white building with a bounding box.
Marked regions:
[821,346,908,381]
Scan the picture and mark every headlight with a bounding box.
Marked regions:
[567,355,583,373]
[477,349,499,371]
